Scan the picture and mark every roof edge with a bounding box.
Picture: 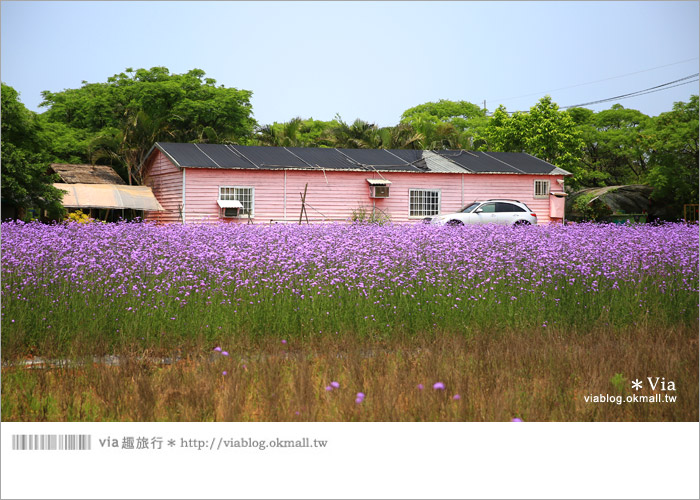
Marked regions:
[521,153,573,176]
[143,142,183,171]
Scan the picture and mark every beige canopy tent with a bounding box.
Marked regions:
[55,183,164,211]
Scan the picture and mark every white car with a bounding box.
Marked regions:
[426,200,538,226]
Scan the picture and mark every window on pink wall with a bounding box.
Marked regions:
[409,189,441,217]
[220,186,254,217]
[534,180,550,198]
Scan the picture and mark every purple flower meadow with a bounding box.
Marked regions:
[1,221,696,343]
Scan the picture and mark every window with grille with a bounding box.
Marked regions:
[409,189,440,217]
[534,180,550,198]
[220,186,254,217]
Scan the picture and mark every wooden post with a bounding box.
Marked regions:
[299,183,309,224]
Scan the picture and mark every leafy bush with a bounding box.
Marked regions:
[350,205,391,225]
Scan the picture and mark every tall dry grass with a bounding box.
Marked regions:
[3,324,697,422]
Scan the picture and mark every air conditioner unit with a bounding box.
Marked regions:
[218,199,244,218]
[370,185,390,198]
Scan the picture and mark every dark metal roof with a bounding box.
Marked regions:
[385,149,429,170]
[431,150,564,174]
[431,151,516,173]
[150,143,568,175]
[336,148,423,172]
[284,147,361,170]
[487,152,564,174]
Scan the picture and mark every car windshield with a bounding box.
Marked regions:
[460,203,481,213]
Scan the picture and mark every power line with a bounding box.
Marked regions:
[487,57,699,104]
[494,74,699,114]
[559,73,699,109]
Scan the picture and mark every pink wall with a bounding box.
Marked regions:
[143,151,567,225]
[143,150,182,223]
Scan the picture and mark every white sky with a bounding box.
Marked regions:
[1,1,698,127]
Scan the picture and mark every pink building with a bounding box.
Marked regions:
[142,143,570,225]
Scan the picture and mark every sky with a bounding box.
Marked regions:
[1,1,698,127]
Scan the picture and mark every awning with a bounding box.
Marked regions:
[366,178,392,185]
[55,183,164,211]
[217,199,244,209]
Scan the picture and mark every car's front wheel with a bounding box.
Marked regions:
[446,219,464,226]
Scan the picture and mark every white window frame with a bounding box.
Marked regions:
[409,188,441,218]
[219,186,254,218]
[534,179,550,199]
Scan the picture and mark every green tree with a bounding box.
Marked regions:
[645,95,699,218]
[400,99,488,149]
[327,116,382,149]
[1,83,64,219]
[255,117,337,148]
[39,67,256,182]
[89,108,173,184]
[569,104,652,187]
[479,96,585,188]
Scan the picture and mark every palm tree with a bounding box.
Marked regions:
[89,108,172,185]
[255,117,305,147]
[328,117,381,149]
[387,123,424,149]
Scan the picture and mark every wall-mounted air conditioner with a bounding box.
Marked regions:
[218,199,244,218]
[367,179,391,199]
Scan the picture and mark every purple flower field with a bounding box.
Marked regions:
[1,221,698,351]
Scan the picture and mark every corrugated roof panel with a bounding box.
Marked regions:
[55,183,164,211]
[422,151,470,173]
[195,144,259,168]
[156,142,219,168]
[230,145,309,169]
[385,149,428,170]
[488,152,566,174]
[336,149,409,171]
[434,150,521,173]
[385,149,422,162]
[285,147,360,170]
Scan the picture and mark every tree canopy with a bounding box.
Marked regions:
[478,96,585,187]
[1,83,64,219]
[39,67,256,184]
[400,99,488,149]
[645,95,699,216]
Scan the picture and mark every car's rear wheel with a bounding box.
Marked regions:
[446,219,464,226]
[513,220,531,226]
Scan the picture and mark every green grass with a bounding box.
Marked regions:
[2,270,696,359]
